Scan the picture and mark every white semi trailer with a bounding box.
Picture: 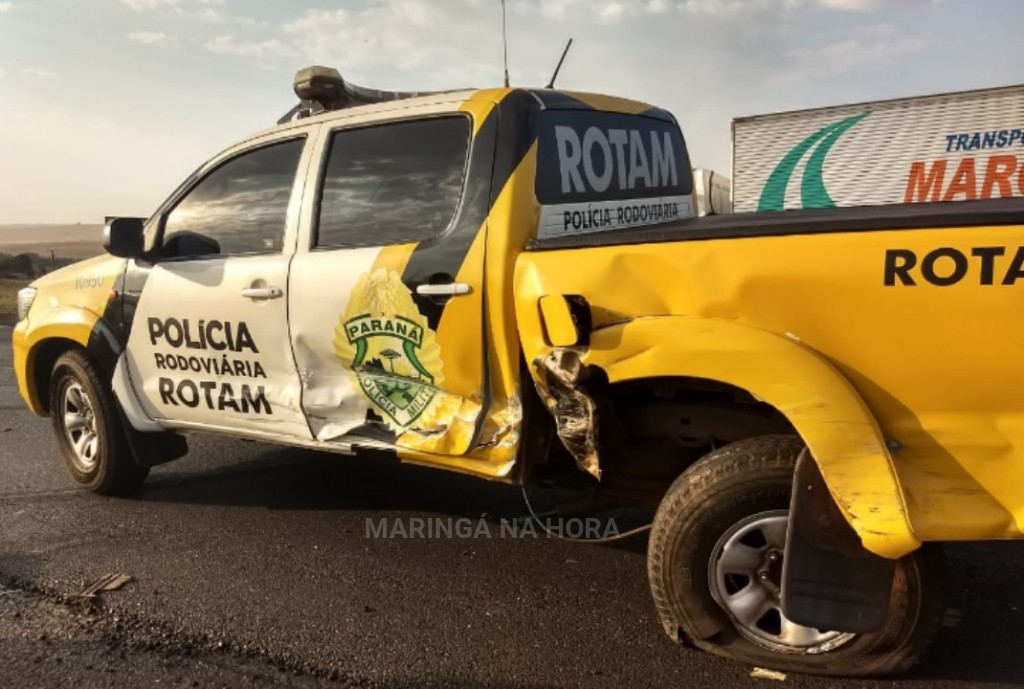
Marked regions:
[731,83,1024,213]
[692,167,732,216]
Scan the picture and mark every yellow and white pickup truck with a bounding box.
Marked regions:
[11,66,1024,676]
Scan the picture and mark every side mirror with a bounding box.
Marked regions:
[103,217,146,259]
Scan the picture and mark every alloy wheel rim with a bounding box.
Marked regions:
[62,381,100,472]
[707,509,855,655]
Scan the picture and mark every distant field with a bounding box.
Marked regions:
[0,278,24,322]
[0,224,104,260]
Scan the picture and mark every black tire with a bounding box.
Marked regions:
[49,350,149,495]
[648,435,944,677]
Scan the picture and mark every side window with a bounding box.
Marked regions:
[162,138,304,258]
[316,116,471,248]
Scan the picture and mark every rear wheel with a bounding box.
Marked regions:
[50,350,148,495]
[647,435,944,677]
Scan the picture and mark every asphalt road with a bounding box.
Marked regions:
[2,326,1024,688]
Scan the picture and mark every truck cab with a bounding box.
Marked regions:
[14,75,693,477]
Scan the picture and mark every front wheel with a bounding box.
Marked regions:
[647,435,945,677]
[50,350,149,495]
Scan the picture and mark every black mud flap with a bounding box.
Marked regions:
[781,449,896,633]
[117,406,188,468]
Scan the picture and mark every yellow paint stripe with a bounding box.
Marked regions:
[460,91,502,136]
[396,445,517,481]
[370,243,416,275]
[481,142,539,413]
[561,91,654,114]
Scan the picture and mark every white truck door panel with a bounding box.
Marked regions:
[289,246,399,441]
[124,255,309,437]
[288,111,491,455]
[122,132,316,440]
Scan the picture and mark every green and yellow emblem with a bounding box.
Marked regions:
[333,269,444,431]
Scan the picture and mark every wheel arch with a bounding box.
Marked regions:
[581,316,919,559]
[16,311,122,416]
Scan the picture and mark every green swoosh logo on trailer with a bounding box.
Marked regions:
[757,111,870,212]
[800,112,870,209]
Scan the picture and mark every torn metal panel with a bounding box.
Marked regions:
[291,264,486,456]
[306,368,482,455]
[474,395,523,452]
[532,348,601,479]
[396,389,482,454]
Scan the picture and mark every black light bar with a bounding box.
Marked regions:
[278,66,455,124]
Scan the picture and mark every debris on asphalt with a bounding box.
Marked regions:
[77,574,133,599]
[750,667,787,681]
[0,583,26,599]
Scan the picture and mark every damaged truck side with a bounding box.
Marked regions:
[13,75,1024,676]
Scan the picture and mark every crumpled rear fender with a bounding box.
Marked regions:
[582,316,919,560]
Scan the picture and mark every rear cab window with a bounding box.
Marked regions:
[314,116,471,248]
[535,111,694,239]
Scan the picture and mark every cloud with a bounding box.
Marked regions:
[817,0,882,9]
[120,0,178,9]
[274,1,670,85]
[204,34,295,60]
[679,0,896,14]
[175,6,225,23]
[128,30,174,46]
[208,0,913,94]
[680,0,798,15]
[20,67,55,79]
[517,0,667,22]
[119,0,260,32]
[0,66,55,81]
[278,4,506,87]
[783,23,928,79]
[120,0,222,10]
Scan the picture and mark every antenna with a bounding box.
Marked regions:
[545,38,573,89]
[501,0,510,87]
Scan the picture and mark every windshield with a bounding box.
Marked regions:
[144,164,204,231]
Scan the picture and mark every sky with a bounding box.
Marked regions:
[0,0,1022,223]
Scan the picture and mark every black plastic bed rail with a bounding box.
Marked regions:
[527,198,1024,251]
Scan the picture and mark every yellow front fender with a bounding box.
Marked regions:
[583,317,920,560]
[14,308,102,416]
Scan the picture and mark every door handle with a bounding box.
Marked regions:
[415,283,471,297]
[240,286,283,300]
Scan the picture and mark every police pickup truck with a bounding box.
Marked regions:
[13,66,1024,676]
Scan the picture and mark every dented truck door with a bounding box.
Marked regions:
[121,129,319,439]
[288,106,495,456]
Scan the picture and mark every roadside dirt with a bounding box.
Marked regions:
[0,581,356,688]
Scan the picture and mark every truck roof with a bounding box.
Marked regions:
[255,86,672,141]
